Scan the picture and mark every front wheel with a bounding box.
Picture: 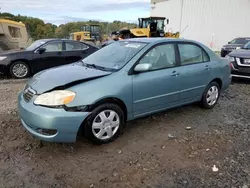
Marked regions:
[201,82,220,109]
[9,61,30,79]
[84,103,124,144]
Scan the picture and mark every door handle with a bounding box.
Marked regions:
[205,65,211,70]
[171,71,180,76]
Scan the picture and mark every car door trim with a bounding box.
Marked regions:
[134,90,179,104]
[134,85,205,104]
[179,85,206,93]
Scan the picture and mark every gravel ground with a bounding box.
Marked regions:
[0,77,250,188]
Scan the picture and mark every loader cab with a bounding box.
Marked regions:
[138,17,166,37]
[81,24,101,42]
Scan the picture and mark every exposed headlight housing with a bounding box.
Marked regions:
[244,59,250,64]
[34,90,76,107]
[0,56,7,61]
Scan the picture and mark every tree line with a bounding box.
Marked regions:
[0,12,137,40]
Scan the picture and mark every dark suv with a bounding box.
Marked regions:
[221,37,250,57]
[228,41,250,79]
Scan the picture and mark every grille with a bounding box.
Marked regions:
[23,87,36,102]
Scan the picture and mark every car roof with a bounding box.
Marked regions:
[123,37,195,44]
[36,38,82,43]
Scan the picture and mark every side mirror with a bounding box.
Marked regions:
[228,42,231,44]
[134,63,152,72]
[38,47,46,54]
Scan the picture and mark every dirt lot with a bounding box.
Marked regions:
[0,78,250,188]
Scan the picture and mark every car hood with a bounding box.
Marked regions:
[223,44,245,48]
[27,63,112,94]
[0,49,27,56]
[229,49,250,58]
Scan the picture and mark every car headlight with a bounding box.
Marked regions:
[0,56,7,61]
[244,59,250,64]
[236,47,241,50]
[226,56,235,63]
[34,90,76,107]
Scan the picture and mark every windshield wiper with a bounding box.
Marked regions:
[82,62,115,72]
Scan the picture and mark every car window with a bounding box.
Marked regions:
[43,42,63,52]
[138,44,176,70]
[178,44,209,65]
[83,41,147,70]
[244,42,250,49]
[230,38,250,44]
[65,42,88,51]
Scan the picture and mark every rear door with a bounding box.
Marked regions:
[63,41,91,64]
[32,41,65,73]
[176,42,212,102]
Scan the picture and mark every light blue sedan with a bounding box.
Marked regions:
[18,38,231,144]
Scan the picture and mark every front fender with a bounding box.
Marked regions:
[66,71,133,117]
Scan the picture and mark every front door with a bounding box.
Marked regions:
[176,43,212,102]
[132,43,181,117]
[32,41,65,73]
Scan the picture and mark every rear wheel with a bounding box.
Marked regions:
[9,61,30,79]
[201,82,220,109]
[84,103,124,144]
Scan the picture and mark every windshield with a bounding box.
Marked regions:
[141,19,164,31]
[230,38,250,44]
[244,41,250,49]
[83,41,147,70]
[26,40,46,51]
[91,26,100,33]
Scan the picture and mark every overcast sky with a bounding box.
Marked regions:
[1,0,150,25]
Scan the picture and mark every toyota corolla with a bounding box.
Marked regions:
[18,38,231,144]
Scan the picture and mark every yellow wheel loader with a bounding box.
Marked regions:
[118,17,180,39]
[69,24,102,45]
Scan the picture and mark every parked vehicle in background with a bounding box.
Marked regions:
[69,24,102,45]
[18,38,231,144]
[227,41,250,79]
[243,41,250,50]
[221,37,250,57]
[0,19,32,52]
[0,39,99,78]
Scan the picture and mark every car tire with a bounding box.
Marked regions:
[10,61,30,79]
[84,103,125,144]
[201,82,221,109]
